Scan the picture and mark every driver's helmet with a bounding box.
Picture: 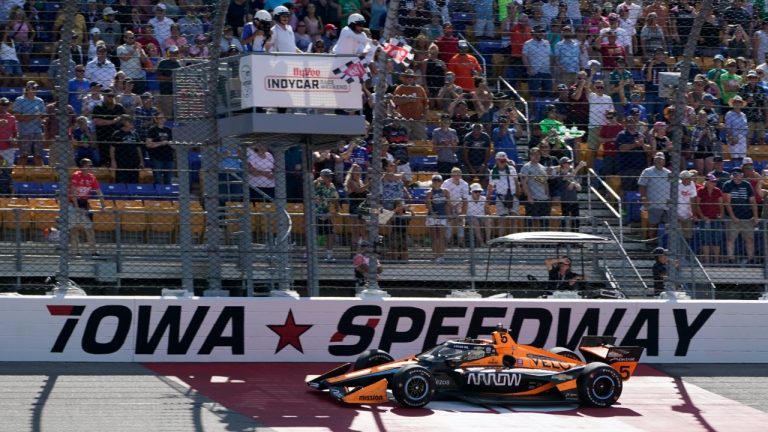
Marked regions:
[255,9,272,24]
[348,13,366,27]
[273,5,290,18]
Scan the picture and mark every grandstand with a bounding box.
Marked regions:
[0,0,766,299]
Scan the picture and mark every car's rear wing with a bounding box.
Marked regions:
[578,336,644,381]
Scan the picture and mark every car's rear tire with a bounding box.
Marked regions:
[549,347,581,361]
[354,349,394,370]
[391,365,435,408]
[578,362,623,407]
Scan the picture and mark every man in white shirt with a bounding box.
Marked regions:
[442,167,470,247]
[265,5,300,53]
[522,26,553,98]
[116,31,148,94]
[616,0,642,27]
[85,44,117,89]
[587,80,613,161]
[487,151,520,236]
[148,3,175,54]
[333,13,371,56]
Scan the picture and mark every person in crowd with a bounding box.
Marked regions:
[435,22,459,63]
[432,113,459,176]
[0,28,23,87]
[163,23,189,56]
[718,59,743,107]
[738,70,767,146]
[599,13,632,63]
[725,95,748,165]
[709,155,731,189]
[426,174,451,262]
[616,115,650,193]
[91,87,125,167]
[466,182,490,247]
[145,113,174,185]
[321,23,338,49]
[68,158,105,257]
[393,69,428,141]
[598,109,624,176]
[424,44,447,107]
[556,157,586,232]
[443,167,469,248]
[461,123,492,186]
[607,56,634,116]
[690,110,719,177]
[447,40,482,92]
[554,26,581,87]
[741,158,764,213]
[522,25,553,99]
[315,168,340,262]
[148,3,175,54]
[520,147,551,230]
[639,12,665,60]
[85,44,118,90]
[487,151,520,237]
[136,24,161,53]
[11,81,45,167]
[344,162,369,247]
[380,158,411,261]
[95,7,122,62]
[220,25,244,53]
[677,170,699,242]
[178,7,204,41]
[695,173,725,264]
[110,114,144,184]
[544,256,583,291]
[156,45,181,119]
[492,115,520,166]
[117,31,149,95]
[0,97,18,166]
[637,151,670,243]
[294,21,313,52]
[71,115,98,167]
[352,240,382,291]
[586,80,614,167]
[435,71,464,112]
[651,247,669,295]
[68,65,91,116]
[599,30,626,71]
[722,167,759,265]
[81,82,103,117]
[117,78,142,114]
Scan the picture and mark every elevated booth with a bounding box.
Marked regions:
[173,53,367,296]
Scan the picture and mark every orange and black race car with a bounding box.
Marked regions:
[308,325,643,408]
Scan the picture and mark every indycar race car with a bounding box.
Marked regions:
[308,325,643,408]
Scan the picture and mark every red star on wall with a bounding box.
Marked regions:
[267,310,313,354]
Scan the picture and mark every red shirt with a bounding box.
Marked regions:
[0,113,18,151]
[599,43,626,70]
[696,184,723,219]
[748,176,763,205]
[599,123,624,157]
[510,23,532,58]
[69,170,100,203]
[435,35,459,63]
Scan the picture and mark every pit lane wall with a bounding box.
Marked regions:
[0,297,766,363]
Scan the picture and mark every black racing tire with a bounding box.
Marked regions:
[353,349,395,370]
[578,362,623,408]
[391,365,435,408]
[549,347,581,362]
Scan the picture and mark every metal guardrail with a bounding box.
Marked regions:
[498,77,531,142]
[587,168,623,245]
[601,220,649,297]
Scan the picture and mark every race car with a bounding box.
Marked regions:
[307,325,643,408]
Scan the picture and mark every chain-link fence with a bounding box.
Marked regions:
[1,0,767,299]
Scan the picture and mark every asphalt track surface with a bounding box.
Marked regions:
[0,362,766,432]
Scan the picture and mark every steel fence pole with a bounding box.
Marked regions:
[175,144,194,292]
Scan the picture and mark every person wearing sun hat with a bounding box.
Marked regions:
[725,94,748,164]
[466,182,491,247]
[738,69,768,145]
[694,173,725,263]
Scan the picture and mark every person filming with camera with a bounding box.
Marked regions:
[544,256,584,291]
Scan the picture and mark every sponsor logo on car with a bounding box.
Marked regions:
[466,371,522,387]
[358,395,385,401]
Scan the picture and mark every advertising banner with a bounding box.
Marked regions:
[239,53,364,110]
[0,297,766,363]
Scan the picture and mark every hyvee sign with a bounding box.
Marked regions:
[239,53,363,110]
[0,298,765,363]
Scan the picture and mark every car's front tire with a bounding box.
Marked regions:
[354,349,395,370]
[391,365,435,408]
[578,362,623,407]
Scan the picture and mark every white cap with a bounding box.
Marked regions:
[156,3,167,10]
[742,157,754,166]
[680,170,694,179]
[470,183,483,192]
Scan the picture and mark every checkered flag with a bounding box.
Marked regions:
[333,58,370,83]
[382,38,414,66]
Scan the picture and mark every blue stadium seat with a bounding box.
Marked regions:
[36,89,54,102]
[476,40,505,54]
[127,183,157,198]
[27,58,51,74]
[410,187,428,203]
[155,184,179,200]
[410,155,437,172]
[13,182,43,196]
[0,87,23,101]
[101,183,128,198]
[450,13,473,31]
[189,152,202,183]
[41,182,60,197]
[723,160,736,171]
